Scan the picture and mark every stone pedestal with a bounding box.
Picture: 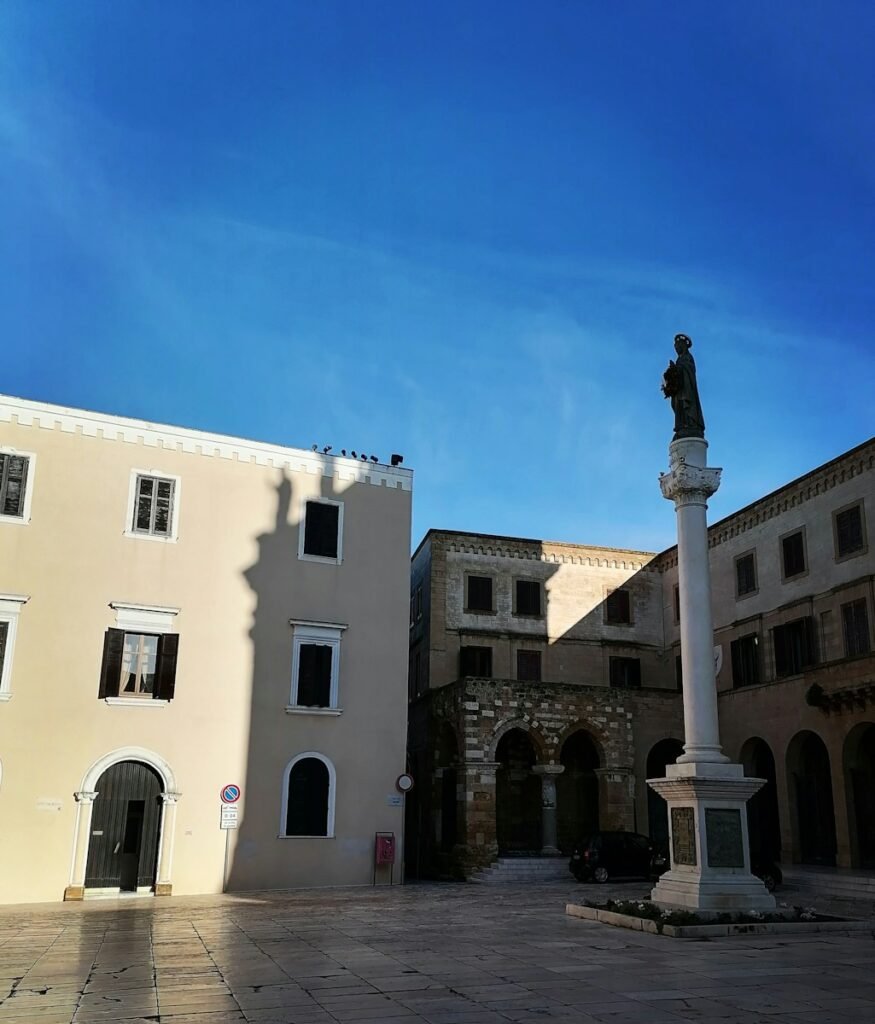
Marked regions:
[649,762,774,910]
[533,765,564,855]
[650,435,774,910]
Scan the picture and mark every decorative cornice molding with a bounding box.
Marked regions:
[658,441,875,568]
[0,395,413,492]
[443,537,658,572]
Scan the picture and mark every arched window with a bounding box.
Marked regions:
[281,753,335,837]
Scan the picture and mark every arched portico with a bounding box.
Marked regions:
[787,731,836,866]
[739,737,781,862]
[645,738,684,851]
[65,746,181,901]
[843,722,875,868]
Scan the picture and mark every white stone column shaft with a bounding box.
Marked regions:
[661,437,727,764]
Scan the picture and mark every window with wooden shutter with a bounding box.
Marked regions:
[98,628,126,698]
[515,580,542,617]
[460,645,492,677]
[155,633,180,700]
[842,599,871,658]
[735,552,757,597]
[773,617,817,677]
[0,453,29,518]
[781,531,806,579]
[0,621,8,682]
[609,656,641,689]
[516,649,541,682]
[297,644,333,707]
[605,589,632,624]
[466,575,493,612]
[834,504,865,559]
[730,634,760,688]
[302,501,341,559]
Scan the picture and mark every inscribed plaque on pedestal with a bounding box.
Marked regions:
[705,808,745,868]
[671,806,696,866]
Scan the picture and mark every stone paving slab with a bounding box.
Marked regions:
[0,881,872,1023]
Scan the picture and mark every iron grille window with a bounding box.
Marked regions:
[781,531,806,579]
[303,501,340,558]
[730,634,760,688]
[297,643,333,707]
[0,453,29,518]
[735,553,757,596]
[773,617,817,677]
[460,645,492,677]
[133,475,175,536]
[606,589,632,624]
[285,758,330,836]
[517,650,541,682]
[835,505,865,558]
[515,580,542,617]
[609,656,641,689]
[842,599,871,658]
[98,629,179,700]
[466,575,493,612]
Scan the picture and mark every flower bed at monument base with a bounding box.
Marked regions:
[566,899,869,938]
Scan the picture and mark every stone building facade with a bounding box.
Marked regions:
[407,438,875,879]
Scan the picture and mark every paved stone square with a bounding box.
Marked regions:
[1,882,874,1024]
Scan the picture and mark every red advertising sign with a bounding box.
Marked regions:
[375,833,396,865]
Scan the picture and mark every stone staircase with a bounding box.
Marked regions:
[470,856,571,884]
[782,866,875,902]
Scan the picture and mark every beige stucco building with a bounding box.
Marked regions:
[407,439,874,880]
[0,394,412,904]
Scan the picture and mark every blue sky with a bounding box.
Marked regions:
[2,2,873,552]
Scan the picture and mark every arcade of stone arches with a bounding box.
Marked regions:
[428,719,875,872]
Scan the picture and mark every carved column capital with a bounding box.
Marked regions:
[659,464,722,507]
[74,790,99,804]
[532,764,565,777]
[160,791,182,805]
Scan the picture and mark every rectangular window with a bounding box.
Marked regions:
[834,503,866,559]
[781,530,806,579]
[289,621,344,710]
[730,634,760,688]
[517,649,541,682]
[673,584,680,623]
[98,628,179,701]
[605,589,632,625]
[460,645,492,677]
[609,656,641,689]
[773,617,817,678]
[735,552,757,597]
[0,621,8,689]
[466,575,493,613]
[0,453,30,519]
[842,599,871,658]
[133,475,175,537]
[302,501,341,560]
[515,579,542,617]
[675,653,683,691]
[414,584,423,621]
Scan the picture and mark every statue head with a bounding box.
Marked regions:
[674,333,692,355]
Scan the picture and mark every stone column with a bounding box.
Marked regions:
[458,761,499,876]
[532,765,564,855]
[155,792,181,896]
[64,790,98,901]
[649,436,775,911]
[661,438,726,764]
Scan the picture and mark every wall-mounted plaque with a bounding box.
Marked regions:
[705,808,744,868]
[671,806,696,865]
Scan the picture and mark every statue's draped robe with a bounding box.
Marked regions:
[671,351,705,438]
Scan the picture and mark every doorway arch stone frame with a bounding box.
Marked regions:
[65,746,181,901]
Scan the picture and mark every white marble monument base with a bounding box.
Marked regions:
[648,762,776,911]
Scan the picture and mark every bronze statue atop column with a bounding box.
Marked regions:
[662,333,705,440]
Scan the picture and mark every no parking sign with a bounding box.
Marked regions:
[221,784,241,804]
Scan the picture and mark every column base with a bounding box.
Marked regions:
[63,885,85,901]
[154,883,173,897]
[540,846,561,857]
[648,761,775,912]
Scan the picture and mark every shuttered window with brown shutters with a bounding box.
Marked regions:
[98,629,179,700]
[0,454,29,518]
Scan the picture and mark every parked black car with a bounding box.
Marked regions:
[570,831,667,883]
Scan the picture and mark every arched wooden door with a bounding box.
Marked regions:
[85,761,163,891]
